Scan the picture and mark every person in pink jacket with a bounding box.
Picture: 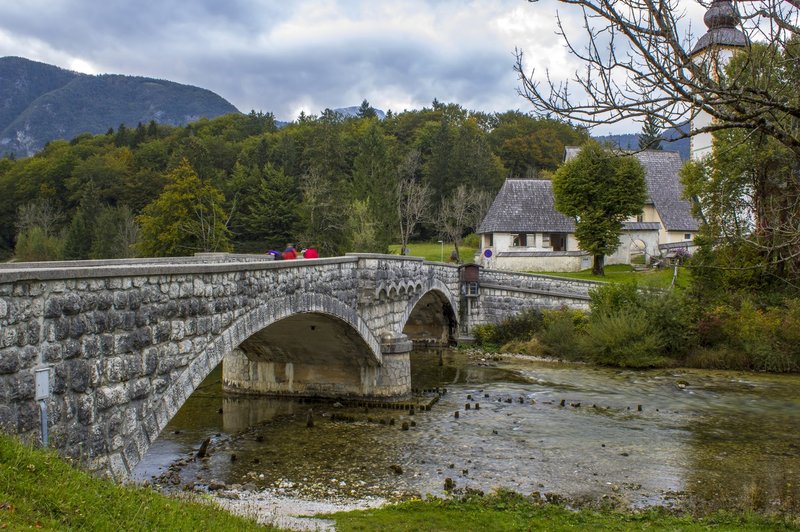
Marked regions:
[302,247,319,259]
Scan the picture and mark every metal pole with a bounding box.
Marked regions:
[438,240,443,262]
[39,400,48,447]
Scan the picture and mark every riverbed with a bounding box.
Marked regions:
[133,349,800,526]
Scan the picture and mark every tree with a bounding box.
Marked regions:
[638,114,663,150]
[298,169,348,256]
[552,141,646,275]
[437,185,482,262]
[91,205,139,259]
[240,164,301,249]
[351,119,397,251]
[357,99,377,119]
[515,1,800,157]
[396,150,430,255]
[137,159,232,256]
[346,198,380,252]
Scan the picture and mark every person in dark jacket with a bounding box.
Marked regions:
[267,250,283,260]
[282,243,298,260]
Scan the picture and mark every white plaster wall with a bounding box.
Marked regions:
[490,254,590,272]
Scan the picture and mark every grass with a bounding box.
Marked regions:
[535,263,690,289]
[0,433,270,531]
[388,241,477,263]
[327,491,797,531]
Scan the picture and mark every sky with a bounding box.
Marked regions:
[0,0,708,134]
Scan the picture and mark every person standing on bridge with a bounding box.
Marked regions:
[302,246,319,259]
[282,243,298,260]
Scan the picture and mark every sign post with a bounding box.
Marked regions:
[34,367,50,447]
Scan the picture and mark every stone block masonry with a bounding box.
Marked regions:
[0,254,591,478]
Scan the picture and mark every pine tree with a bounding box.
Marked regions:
[638,114,663,150]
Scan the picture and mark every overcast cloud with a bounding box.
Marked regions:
[0,1,707,134]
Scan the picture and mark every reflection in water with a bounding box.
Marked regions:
[133,350,800,512]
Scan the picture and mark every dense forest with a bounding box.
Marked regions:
[0,101,587,260]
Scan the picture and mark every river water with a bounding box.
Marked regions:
[133,349,800,515]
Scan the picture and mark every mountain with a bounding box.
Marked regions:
[0,57,240,157]
[593,123,691,160]
[334,105,386,120]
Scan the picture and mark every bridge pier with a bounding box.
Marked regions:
[223,332,414,400]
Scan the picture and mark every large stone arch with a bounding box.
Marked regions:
[400,280,459,347]
[120,292,381,478]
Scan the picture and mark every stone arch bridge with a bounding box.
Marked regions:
[0,253,596,478]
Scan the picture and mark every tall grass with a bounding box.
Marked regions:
[0,433,269,531]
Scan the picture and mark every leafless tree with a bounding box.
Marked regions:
[437,185,482,262]
[396,150,431,255]
[515,0,800,156]
[16,199,63,237]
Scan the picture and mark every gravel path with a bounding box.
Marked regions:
[212,489,388,531]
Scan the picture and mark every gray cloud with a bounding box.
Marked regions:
[0,0,707,132]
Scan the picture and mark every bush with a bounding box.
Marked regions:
[471,308,544,349]
[589,283,641,314]
[538,308,586,360]
[579,308,671,368]
[462,232,480,248]
[14,226,63,261]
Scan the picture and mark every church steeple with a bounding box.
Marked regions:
[690,0,748,161]
[691,0,747,57]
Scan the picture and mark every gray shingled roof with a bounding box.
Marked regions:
[477,179,574,234]
[635,150,699,231]
[479,149,700,234]
[622,222,661,231]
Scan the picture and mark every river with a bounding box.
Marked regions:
[133,349,800,519]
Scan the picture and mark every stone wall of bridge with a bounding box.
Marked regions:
[464,269,598,331]
[0,254,595,478]
[0,254,464,477]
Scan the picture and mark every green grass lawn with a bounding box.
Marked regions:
[327,491,796,531]
[0,434,270,531]
[535,263,691,289]
[388,242,477,263]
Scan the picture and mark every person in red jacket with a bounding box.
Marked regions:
[282,243,298,260]
[302,247,319,259]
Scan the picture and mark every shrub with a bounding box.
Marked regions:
[471,308,544,350]
[538,308,586,360]
[14,226,64,261]
[579,308,671,368]
[471,324,497,348]
[589,283,641,315]
[683,346,751,370]
[500,337,545,356]
[491,308,544,345]
[462,232,480,248]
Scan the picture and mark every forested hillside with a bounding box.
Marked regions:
[0,103,588,260]
[0,56,239,157]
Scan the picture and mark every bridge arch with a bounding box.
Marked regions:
[400,279,459,347]
[124,292,382,478]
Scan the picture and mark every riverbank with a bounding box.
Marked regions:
[0,433,269,530]
[4,417,799,530]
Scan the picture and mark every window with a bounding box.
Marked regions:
[511,233,527,247]
[485,234,493,247]
[550,233,567,252]
[542,234,550,247]
[684,233,692,240]
[636,213,644,223]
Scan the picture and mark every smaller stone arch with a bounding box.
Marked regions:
[400,279,459,347]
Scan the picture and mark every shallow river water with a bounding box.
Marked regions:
[133,350,800,515]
